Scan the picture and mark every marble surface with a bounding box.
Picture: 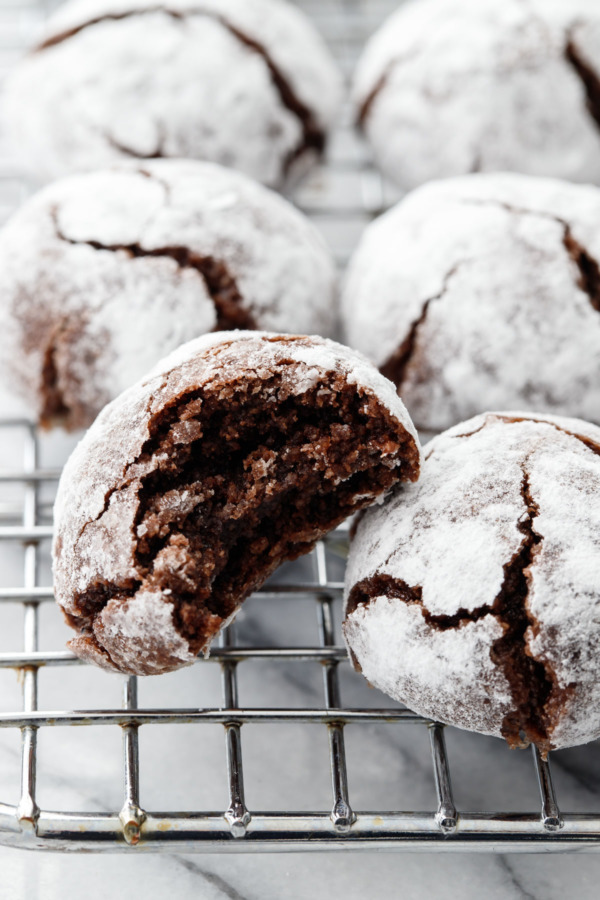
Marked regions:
[2,845,600,900]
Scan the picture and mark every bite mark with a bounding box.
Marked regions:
[65,363,420,673]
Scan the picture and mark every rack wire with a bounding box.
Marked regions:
[0,418,598,853]
[0,0,598,855]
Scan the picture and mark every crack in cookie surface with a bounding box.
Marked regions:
[36,6,184,50]
[35,5,325,174]
[357,68,390,128]
[346,572,495,629]
[52,212,256,332]
[38,314,99,430]
[563,225,600,313]
[565,33,600,134]
[380,263,464,390]
[107,132,165,160]
[489,466,549,750]
[356,44,425,129]
[41,211,255,427]
[40,319,70,428]
[460,197,600,316]
[444,413,600,459]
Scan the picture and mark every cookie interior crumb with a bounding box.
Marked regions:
[65,367,418,670]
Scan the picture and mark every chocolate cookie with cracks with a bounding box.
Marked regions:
[344,411,600,753]
[53,333,421,675]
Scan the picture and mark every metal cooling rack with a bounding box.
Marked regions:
[0,418,598,853]
[0,0,599,855]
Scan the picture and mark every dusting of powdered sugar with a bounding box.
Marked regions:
[354,0,600,190]
[342,172,600,431]
[53,331,421,674]
[72,589,196,675]
[344,411,600,750]
[344,602,511,739]
[4,0,342,186]
[0,159,337,429]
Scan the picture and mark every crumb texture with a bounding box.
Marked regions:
[5,0,342,186]
[0,160,336,430]
[342,172,600,431]
[53,332,421,675]
[344,412,600,752]
[354,0,600,190]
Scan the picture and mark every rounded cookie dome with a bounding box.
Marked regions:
[0,159,337,430]
[355,0,600,190]
[53,331,421,676]
[341,173,600,432]
[344,411,600,753]
[4,0,342,187]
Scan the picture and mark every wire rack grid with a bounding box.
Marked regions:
[0,0,599,855]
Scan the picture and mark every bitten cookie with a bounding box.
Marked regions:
[344,412,600,753]
[355,0,600,190]
[53,332,421,676]
[5,0,342,187]
[341,173,600,432]
[0,160,336,431]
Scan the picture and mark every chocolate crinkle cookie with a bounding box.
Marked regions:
[342,173,600,432]
[4,0,342,187]
[355,0,600,190]
[0,160,337,431]
[344,412,600,753]
[53,332,421,676]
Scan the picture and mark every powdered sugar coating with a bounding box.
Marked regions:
[5,0,342,187]
[70,590,196,674]
[0,159,337,429]
[342,172,600,431]
[344,411,600,750]
[54,331,421,675]
[355,0,600,190]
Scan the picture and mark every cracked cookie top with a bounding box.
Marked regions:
[0,159,337,430]
[341,172,600,432]
[354,0,600,190]
[4,0,342,187]
[53,331,421,675]
[344,411,600,752]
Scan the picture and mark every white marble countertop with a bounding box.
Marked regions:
[2,843,600,900]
